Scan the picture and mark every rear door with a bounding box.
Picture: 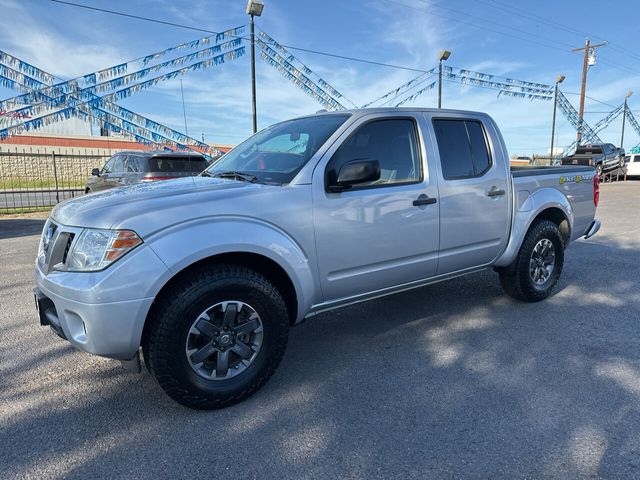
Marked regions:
[427,113,510,274]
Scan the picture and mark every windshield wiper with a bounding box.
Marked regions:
[208,171,258,183]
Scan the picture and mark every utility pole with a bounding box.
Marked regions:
[550,75,565,165]
[621,90,633,149]
[572,38,607,143]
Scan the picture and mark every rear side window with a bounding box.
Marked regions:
[433,119,492,180]
[149,156,207,173]
[635,155,640,163]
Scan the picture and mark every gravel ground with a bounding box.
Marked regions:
[0,182,639,479]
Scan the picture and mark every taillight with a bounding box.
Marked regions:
[593,174,600,208]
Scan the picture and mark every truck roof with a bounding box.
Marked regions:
[114,150,205,158]
[295,107,490,122]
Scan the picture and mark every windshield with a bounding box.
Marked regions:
[206,114,350,184]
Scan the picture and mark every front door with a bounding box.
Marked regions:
[313,115,440,302]
[428,115,510,274]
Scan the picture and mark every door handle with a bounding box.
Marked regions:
[413,194,437,206]
[487,187,506,197]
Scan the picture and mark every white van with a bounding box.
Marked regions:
[624,154,640,177]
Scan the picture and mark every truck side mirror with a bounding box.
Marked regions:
[91,168,101,176]
[327,159,381,192]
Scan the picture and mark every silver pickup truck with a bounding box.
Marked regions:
[34,108,601,409]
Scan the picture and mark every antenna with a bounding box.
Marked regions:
[180,78,189,137]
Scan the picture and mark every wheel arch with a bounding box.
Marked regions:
[494,188,573,268]
[147,251,300,328]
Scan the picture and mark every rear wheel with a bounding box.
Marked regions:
[498,219,564,302]
[143,264,289,409]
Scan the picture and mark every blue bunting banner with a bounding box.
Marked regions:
[362,70,435,108]
[445,72,553,100]
[0,65,50,92]
[141,25,246,66]
[446,66,552,95]
[258,30,346,101]
[101,47,245,103]
[0,50,54,84]
[258,41,344,110]
[0,39,244,111]
[394,81,437,107]
[260,51,342,111]
[0,48,244,152]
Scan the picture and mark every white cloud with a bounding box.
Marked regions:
[0,0,127,78]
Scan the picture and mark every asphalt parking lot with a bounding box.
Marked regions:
[1,182,639,479]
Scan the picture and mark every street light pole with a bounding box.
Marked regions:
[250,16,257,133]
[621,90,632,149]
[437,50,451,109]
[550,75,565,165]
[246,1,264,134]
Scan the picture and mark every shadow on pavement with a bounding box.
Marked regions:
[0,219,45,240]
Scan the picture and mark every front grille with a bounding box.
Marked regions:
[38,221,80,274]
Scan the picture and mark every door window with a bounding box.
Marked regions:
[101,155,118,174]
[105,154,124,174]
[124,155,144,173]
[327,119,421,188]
[433,119,492,180]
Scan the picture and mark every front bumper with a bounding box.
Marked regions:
[34,284,154,360]
[34,244,169,360]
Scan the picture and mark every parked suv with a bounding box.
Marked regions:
[85,150,208,193]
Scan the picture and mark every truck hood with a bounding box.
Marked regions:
[51,176,270,230]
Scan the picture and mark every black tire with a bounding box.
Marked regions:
[143,264,289,409]
[498,219,564,302]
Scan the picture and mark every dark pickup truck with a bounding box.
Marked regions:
[561,143,625,175]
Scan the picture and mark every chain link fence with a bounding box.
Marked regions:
[0,149,110,214]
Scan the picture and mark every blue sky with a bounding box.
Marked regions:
[1,0,639,154]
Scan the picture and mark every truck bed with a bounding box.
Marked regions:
[510,165,595,177]
[510,165,596,242]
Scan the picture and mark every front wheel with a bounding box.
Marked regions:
[498,219,564,302]
[143,264,290,409]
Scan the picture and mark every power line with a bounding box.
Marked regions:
[384,0,570,53]
[46,0,639,112]
[49,0,428,73]
[562,91,617,109]
[410,0,640,77]
[468,0,640,64]
[50,0,246,37]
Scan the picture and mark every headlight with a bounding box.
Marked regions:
[63,229,143,272]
